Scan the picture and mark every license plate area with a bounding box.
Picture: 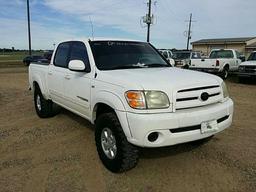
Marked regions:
[201,120,218,134]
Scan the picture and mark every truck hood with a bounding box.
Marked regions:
[98,67,221,91]
[240,61,256,66]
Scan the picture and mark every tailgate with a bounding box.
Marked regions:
[190,59,217,69]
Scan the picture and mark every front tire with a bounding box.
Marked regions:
[95,113,139,173]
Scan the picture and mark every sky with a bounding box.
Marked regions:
[0,0,256,50]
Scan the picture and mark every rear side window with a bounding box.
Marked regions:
[54,42,71,68]
[163,51,168,58]
[210,50,234,59]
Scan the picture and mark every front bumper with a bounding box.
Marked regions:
[238,72,256,78]
[126,98,233,147]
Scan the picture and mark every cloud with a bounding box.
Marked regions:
[0,0,256,49]
[0,18,80,49]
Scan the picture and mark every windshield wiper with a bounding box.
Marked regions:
[144,63,170,67]
[108,65,146,70]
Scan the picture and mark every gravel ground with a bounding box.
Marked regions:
[0,67,255,192]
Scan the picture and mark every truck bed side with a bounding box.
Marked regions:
[29,63,50,99]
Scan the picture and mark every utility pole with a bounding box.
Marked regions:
[146,0,152,42]
[185,13,195,50]
[26,0,32,56]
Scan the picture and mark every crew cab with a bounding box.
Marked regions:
[29,39,234,173]
[190,49,244,79]
[238,51,256,82]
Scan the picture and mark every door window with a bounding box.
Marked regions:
[70,41,91,72]
[54,42,71,68]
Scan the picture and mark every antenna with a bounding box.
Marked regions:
[89,16,94,40]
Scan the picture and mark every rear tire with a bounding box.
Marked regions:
[34,85,56,118]
[220,67,229,79]
[95,113,139,173]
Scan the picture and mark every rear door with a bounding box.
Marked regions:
[48,42,71,105]
[64,41,92,118]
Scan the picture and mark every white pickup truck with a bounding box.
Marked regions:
[190,49,244,79]
[238,51,256,82]
[29,39,234,172]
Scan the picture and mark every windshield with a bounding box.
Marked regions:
[209,50,234,59]
[172,52,190,60]
[248,52,256,61]
[90,41,170,70]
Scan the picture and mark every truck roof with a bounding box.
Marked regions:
[60,38,143,43]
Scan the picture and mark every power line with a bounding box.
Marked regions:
[185,13,196,50]
[26,0,32,55]
[141,0,154,42]
[147,0,152,42]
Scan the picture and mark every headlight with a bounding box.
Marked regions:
[125,91,170,109]
[221,81,229,98]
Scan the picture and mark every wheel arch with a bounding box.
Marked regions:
[32,75,49,100]
[91,91,132,138]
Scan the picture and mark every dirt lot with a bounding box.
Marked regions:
[0,67,255,192]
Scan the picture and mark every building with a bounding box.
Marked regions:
[191,37,256,58]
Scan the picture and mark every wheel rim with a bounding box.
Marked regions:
[101,128,117,159]
[224,70,228,78]
[36,95,42,111]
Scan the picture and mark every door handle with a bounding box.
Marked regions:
[48,72,53,75]
[65,75,71,80]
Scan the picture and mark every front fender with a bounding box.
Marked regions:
[91,90,133,139]
[92,90,126,112]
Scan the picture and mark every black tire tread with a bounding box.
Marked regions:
[95,113,139,173]
[34,85,55,118]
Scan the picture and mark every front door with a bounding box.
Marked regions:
[64,41,92,118]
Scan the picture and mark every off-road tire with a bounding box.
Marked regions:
[95,113,139,173]
[34,85,56,118]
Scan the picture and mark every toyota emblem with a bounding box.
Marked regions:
[200,92,209,101]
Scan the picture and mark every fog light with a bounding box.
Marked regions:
[148,132,159,142]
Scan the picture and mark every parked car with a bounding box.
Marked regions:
[158,49,175,66]
[172,50,202,68]
[23,55,48,66]
[29,39,234,173]
[43,51,53,62]
[238,51,256,82]
[190,49,244,79]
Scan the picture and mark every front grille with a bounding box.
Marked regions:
[240,66,256,73]
[169,115,229,133]
[178,85,219,93]
[245,66,256,73]
[175,85,222,110]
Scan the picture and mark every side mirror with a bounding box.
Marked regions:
[239,55,246,62]
[68,60,86,72]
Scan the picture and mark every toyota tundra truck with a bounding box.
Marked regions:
[29,39,234,172]
[190,49,244,79]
